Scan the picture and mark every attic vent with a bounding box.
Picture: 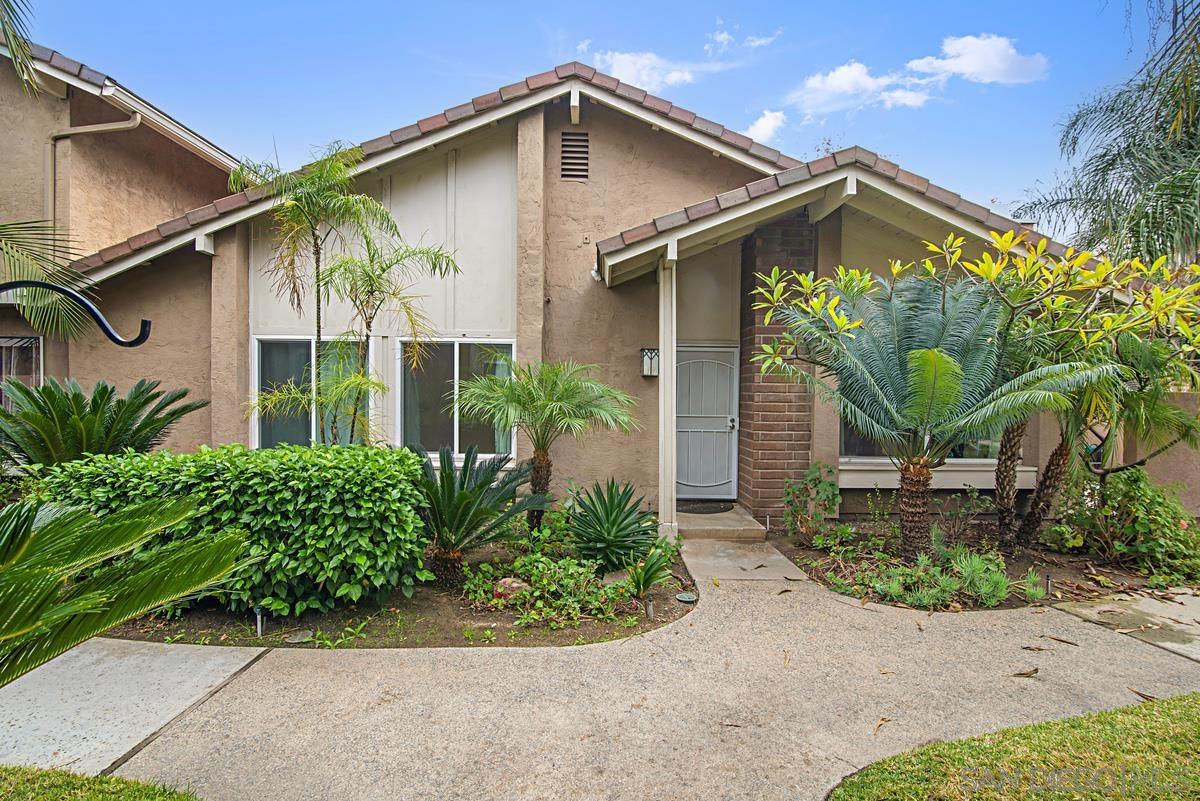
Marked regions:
[560,131,589,181]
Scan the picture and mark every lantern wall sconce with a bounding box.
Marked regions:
[640,348,660,377]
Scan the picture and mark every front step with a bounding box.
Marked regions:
[677,505,766,542]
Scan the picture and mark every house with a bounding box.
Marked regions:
[3,52,1196,525]
[0,44,235,417]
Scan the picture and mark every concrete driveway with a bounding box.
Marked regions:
[6,542,1200,800]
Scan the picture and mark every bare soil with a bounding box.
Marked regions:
[106,551,696,650]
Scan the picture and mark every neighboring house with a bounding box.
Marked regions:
[0,44,235,414]
[2,54,1195,522]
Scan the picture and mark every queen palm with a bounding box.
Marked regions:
[754,271,1115,552]
[457,359,637,527]
[229,143,398,442]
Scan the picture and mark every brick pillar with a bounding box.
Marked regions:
[738,211,815,523]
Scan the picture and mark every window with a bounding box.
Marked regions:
[840,421,1000,460]
[400,341,513,455]
[257,339,312,447]
[0,336,41,410]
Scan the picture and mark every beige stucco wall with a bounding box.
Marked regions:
[0,66,68,223]
[1136,393,1200,513]
[678,242,741,344]
[69,250,214,452]
[541,101,760,502]
[64,92,230,256]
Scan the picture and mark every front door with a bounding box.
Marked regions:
[676,346,738,500]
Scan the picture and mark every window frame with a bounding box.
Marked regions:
[250,335,374,448]
[394,337,516,458]
[838,421,1002,465]
[0,335,44,411]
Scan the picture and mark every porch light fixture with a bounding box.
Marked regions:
[640,348,660,377]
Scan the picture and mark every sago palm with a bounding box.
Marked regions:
[229,143,399,440]
[755,272,1115,552]
[0,498,243,687]
[0,378,207,468]
[456,358,638,527]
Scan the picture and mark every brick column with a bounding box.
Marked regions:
[738,211,815,523]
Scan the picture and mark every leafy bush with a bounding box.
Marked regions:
[412,445,546,584]
[782,463,840,541]
[1052,468,1200,582]
[463,552,628,628]
[34,445,428,616]
[0,378,207,468]
[569,479,657,573]
[626,540,677,600]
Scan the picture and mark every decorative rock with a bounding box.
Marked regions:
[602,569,629,586]
[494,577,529,600]
[284,629,313,644]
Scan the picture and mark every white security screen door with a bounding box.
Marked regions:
[676,346,738,500]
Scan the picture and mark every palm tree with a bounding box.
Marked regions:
[229,143,399,441]
[0,497,243,687]
[1017,4,1199,261]
[1,0,38,94]
[457,359,638,527]
[754,271,1115,553]
[0,378,207,468]
[318,234,458,442]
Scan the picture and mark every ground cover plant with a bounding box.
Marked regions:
[34,444,426,616]
[0,765,198,801]
[830,692,1200,801]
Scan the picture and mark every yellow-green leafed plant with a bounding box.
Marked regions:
[0,498,242,687]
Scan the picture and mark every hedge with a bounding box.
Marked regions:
[35,445,429,616]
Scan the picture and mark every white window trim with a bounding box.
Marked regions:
[837,457,1038,490]
[250,334,374,449]
[394,337,516,459]
[0,335,44,410]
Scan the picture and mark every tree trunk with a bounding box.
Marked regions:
[312,232,324,444]
[1017,434,1070,545]
[994,419,1028,548]
[899,462,934,554]
[347,333,370,444]
[425,548,464,588]
[527,448,552,530]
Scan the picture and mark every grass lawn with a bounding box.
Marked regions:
[0,766,196,800]
[831,693,1200,800]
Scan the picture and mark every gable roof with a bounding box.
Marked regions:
[595,145,1066,284]
[3,42,237,172]
[76,61,803,281]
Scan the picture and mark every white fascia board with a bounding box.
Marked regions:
[577,85,780,176]
[0,45,100,94]
[602,166,854,285]
[854,171,993,242]
[102,85,239,171]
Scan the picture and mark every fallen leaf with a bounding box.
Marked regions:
[718,722,743,728]
[783,575,804,582]
[1042,635,1079,647]
[1022,645,1052,652]
[1128,687,1158,702]
[783,651,791,668]
[880,669,894,675]
[915,621,924,632]
[1116,624,1161,634]
[712,578,720,587]
[1011,667,1040,678]
[777,588,793,595]
[873,717,894,736]
[751,563,767,570]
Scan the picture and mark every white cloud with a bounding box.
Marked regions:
[575,38,591,56]
[743,28,783,48]
[741,109,787,143]
[880,88,932,108]
[705,24,735,57]
[787,61,898,115]
[907,34,1047,84]
[593,51,698,92]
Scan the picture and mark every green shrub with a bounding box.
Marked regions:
[626,539,679,600]
[463,552,628,628]
[1054,468,1200,582]
[782,463,840,541]
[33,445,428,616]
[569,479,657,573]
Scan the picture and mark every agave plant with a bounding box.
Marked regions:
[570,479,658,574]
[0,498,243,687]
[0,378,207,469]
[412,445,547,585]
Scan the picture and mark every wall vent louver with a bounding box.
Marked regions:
[560,131,589,181]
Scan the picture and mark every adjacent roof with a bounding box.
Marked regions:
[74,61,804,279]
[595,145,1067,281]
[4,42,237,171]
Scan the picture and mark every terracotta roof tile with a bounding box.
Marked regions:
[748,142,781,163]
[956,198,990,222]
[390,124,422,144]
[444,102,475,123]
[29,43,53,61]
[615,82,647,103]
[895,168,929,193]
[361,134,394,156]
[667,106,696,125]
[127,228,163,251]
[690,116,723,137]
[417,113,450,134]
[833,148,858,167]
[873,158,900,178]
[654,209,690,232]
[642,94,672,114]
[48,51,82,76]
[76,252,104,271]
[472,91,504,112]
[720,129,753,150]
[526,70,561,90]
[747,175,780,199]
[589,71,619,91]
[717,187,751,209]
[185,205,219,225]
[157,216,191,237]
[621,222,659,245]
[808,155,837,175]
[926,184,961,208]
[986,212,1020,233]
[499,81,531,101]
[596,234,625,255]
[78,65,108,86]
[849,146,877,167]
[776,165,810,186]
[99,241,133,262]
[685,198,721,221]
[213,192,250,214]
[777,155,804,169]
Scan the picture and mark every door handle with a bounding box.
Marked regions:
[728,417,737,431]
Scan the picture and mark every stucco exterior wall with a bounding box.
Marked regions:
[64,92,229,257]
[541,101,760,502]
[1136,393,1200,513]
[69,250,214,452]
[678,242,741,344]
[0,66,68,223]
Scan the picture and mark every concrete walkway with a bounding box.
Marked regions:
[5,544,1200,800]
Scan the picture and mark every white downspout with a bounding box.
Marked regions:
[44,110,143,225]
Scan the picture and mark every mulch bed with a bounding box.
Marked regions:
[106,550,696,650]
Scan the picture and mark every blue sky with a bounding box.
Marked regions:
[31,1,1155,226]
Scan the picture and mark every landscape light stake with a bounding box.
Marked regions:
[254,605,264,639]
[0,280,151,347]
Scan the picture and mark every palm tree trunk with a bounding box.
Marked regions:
[1018,434,1070,545]
[347,333,369,445]
[898,462,933,554]
[312,232,324,444]
[527,448,552,529]
[994,420,1027,547]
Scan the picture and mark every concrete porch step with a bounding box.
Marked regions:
[677,505,766,542]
